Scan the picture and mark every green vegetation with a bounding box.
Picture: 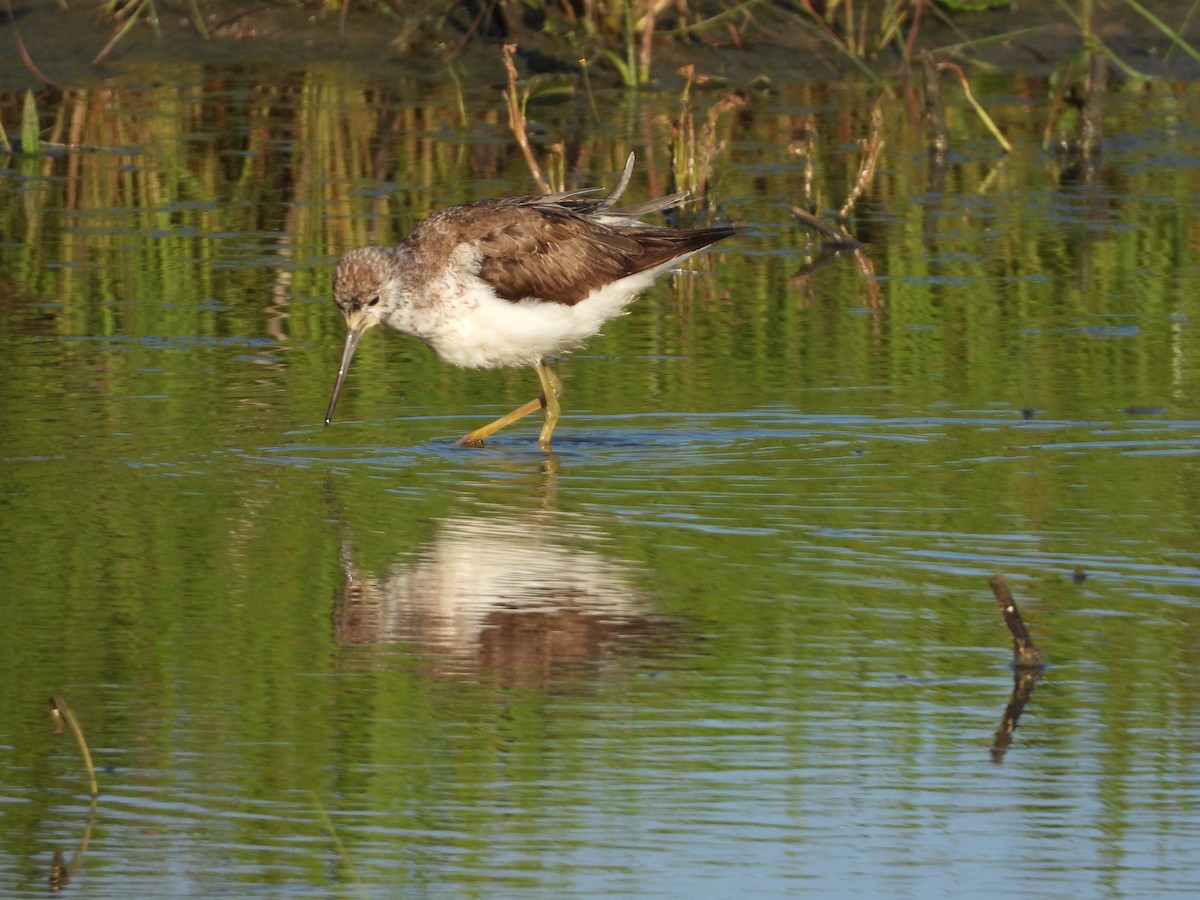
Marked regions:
[1,11,1199,892]
[6,1,1198,90]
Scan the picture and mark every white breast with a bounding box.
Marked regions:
[393,261,678,370]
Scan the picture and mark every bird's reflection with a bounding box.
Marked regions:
[333,511,677,686]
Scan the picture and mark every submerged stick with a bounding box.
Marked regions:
[49,694,98,798]
[988,574,1045,669]
[991,668,1042,763]
[1079,48,1107,159]
[791,206,863,249]
[987,574,1045,761]
[48,795,97,890]
[922,51,949,159]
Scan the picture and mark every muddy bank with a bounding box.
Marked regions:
[3,1,1199,92]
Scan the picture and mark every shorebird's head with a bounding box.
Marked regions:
[324,247,399,427]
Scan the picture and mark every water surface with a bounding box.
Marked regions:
[1,66,1199,897]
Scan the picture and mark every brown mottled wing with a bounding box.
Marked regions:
[408,197,732,307]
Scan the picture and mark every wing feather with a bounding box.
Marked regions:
[401,181,733,307]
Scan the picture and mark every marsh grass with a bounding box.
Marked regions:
[597,0,650,88]
[93,0,208,64]
[0,89,40,155]
[934,59,1012,153]
[20,89,36,153]
[502,43,557,192]
[553,0,749,85]
[778,0,915,83]
[670,65,744,218]
[11,0,1200,93]
[2,69,1197,447]
[789,99,882,304]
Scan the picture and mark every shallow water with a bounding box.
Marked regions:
[2,65,1199,897]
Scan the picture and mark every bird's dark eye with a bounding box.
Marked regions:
[367,296,380,307]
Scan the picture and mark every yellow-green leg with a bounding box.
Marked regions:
[458,359,562,449]
[536,360,563,450]
[458,397,542,446]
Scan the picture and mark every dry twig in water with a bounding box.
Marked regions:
[837,100,885,223]
[501,44,551,194]
[988,574,1045,668]
[49,694,98,797]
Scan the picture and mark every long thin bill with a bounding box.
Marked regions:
[324,326,365,427]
